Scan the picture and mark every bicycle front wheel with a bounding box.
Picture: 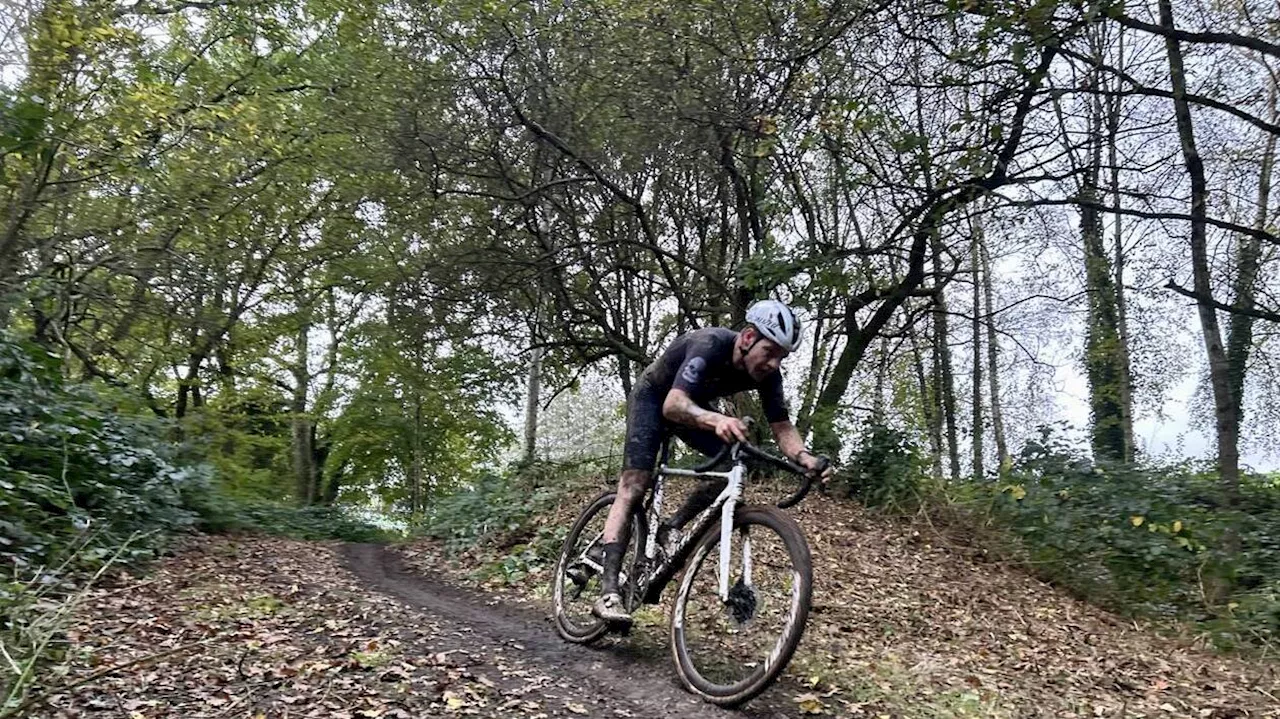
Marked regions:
[669,505,812,707]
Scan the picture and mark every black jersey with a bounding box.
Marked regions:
[636,327,788,423]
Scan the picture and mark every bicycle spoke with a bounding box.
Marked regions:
[685,530,792,678]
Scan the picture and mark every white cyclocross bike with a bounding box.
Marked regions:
[551,424,826,706]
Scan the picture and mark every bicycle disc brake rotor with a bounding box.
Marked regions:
[725,576,758,626]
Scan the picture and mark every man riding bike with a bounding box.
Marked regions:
[592,299,835,627]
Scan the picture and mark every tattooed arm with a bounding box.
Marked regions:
[662,389,748,443]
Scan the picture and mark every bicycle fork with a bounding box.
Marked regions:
[717,463,748,602]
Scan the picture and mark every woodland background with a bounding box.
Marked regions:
[3,0,1280,710]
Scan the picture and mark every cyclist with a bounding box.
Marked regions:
[592,299,834,627]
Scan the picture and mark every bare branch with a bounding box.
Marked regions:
[1165,280,1280,323]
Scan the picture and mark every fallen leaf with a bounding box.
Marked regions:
[795,692,825,714]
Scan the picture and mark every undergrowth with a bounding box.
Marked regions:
[0,333,388,713]
[838,421,1280,651]
[413,461,606,584]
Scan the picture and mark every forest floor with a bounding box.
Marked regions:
[26,488,1280,718]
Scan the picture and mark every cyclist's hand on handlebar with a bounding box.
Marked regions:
[712,415,750,444]
[799,452,834,483]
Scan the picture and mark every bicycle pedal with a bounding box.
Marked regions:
[565,564,593,586]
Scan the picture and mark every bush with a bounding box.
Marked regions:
[411,462,598,587]
[964,427,1280,649]
[0,334,211,579]
[417,462,579,553]
[196,497,397,544]
[837,421,931,510]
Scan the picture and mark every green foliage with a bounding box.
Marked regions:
[191,495,396,544]
[960,427,1280,649]
[469,525,567,586]
[184,388,292,502]
[327,321,516,512]
[417,463,573,553]
[0,333,210,578]
[0,330,391,574]
[838,421,931,510]
[0,92,50,158]
[414,462,593,585]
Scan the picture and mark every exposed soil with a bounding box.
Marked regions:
[345,541,814,717]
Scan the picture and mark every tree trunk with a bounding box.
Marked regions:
[410,395,423,514]
[311,426,329,504]
[970,224,984,479]
[1081,177,1127,461]
[931,232,960,481]
[322,459,344,506]
[979,235,1009,471]
[1225,84,1275,434]
[796,311,829,431]
[1106,26,1137,462]
[292,319,314,505]
[1160,0,1239,508]
[618,354,633,399]
[1081,64,1129,463]
[911,324,944,480]
[872,337,889,419]
[174,352,205,420]
[522,344,543,464]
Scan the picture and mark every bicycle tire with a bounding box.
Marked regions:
[551,491,646,644]
[669,505,812,706]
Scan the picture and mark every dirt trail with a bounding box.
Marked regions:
[343,542,798,718]
[33,535,796,719]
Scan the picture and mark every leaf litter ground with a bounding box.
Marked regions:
[31,484,1280,718]
[31,536,745,719]
[397,480,1280,718]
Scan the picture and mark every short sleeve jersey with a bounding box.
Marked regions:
[637,327,789,423]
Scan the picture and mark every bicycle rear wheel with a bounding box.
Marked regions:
[552,491,646,644]
[669,505,812,706]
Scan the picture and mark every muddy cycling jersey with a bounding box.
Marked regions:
[623,327,789,471]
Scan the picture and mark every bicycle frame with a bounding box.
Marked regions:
[640,448,748,604]
[568,438,814,608]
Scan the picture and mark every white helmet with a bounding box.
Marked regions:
[745,299,802,352]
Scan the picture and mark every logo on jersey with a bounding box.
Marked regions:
[680,357,707,386]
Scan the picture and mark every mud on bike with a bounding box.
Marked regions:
[551,428,827,707]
